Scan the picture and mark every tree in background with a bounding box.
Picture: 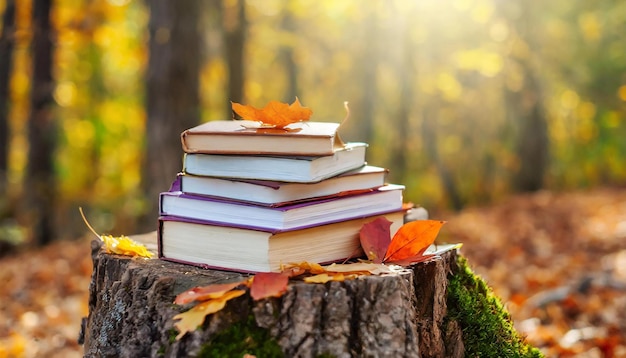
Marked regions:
[223,0,246,109]
[141,0,202,231]
[0,0,16,200]
[25,0,57,245]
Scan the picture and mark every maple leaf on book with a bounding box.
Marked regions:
[231,97,313,129]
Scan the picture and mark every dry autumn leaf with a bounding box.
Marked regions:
[79,207,153,258]
[359,217,393,263]
[304,273,347,284]
[231,98,313,129]
[174,280,248,305]
[250,272,289,301]
[173,289,246,340]
[384,220,446,263]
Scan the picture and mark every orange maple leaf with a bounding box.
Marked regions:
[383,220,446,264]
[231,98,313,129]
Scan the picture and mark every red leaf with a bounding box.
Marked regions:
[174,280,246,305]
[383,220,446,263]
[250,272,289,301]
[359,217,393,263]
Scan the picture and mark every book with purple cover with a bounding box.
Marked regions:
[175,165,389,207]
[159,184,404,231]
[158,210,406,273]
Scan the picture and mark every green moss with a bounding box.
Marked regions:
[167,328,178,344]
[447,256,544,358]
[197,314,283,358]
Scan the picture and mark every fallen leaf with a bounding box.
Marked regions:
[359,217,393,263]
[384,220,446,263]
[323,262,405,275]
[250,272,289,301]
[231,98,312,129]
[282,261,327,275]
[173,289,246,340]
[303,273,346,284]
[79,207,152,258]
[174,280,247,305]
[101,235,154,258]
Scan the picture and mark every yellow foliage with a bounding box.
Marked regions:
[173,290,246,340]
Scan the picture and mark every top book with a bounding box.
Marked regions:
[181,120,344,156]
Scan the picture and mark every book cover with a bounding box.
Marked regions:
[157,210,406,273]
[176,165,389,207]
[182,142,368,183]
[159,184,404,231]
[181,120,344,156]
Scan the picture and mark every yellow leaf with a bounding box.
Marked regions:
[303,273,345,284]
[101,235,153,258]
[173,289,246,340]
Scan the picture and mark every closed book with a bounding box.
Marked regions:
[183,142,367,183]
[159,184,404,231]
[176,165,389,207]
[158,210,406,273]
[181,120,344,156]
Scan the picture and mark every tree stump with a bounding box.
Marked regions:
[80,238,465,358]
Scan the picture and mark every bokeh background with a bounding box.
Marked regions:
[1,0,625,357]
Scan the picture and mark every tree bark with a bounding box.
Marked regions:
[141,0,202,231]
[81,239,465,358]
[26,0,56,245]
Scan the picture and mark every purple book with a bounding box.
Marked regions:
[159,184,404,231]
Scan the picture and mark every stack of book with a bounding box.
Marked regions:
[157,120,406,272]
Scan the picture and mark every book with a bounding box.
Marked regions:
[175,165,389,207]
[159,184,404,231]
[158,210,406,273]
[181,120,344,156]
[183,142,367,183]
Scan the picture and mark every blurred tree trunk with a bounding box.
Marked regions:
[26,0,56,245]
[280,7,298,102]
[223,0,246,111]
[500,1,549,192]
[0,0,16,195]
[141,0,202,231]
[422,105,464,211]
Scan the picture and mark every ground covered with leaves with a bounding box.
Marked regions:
[1,188,625,357]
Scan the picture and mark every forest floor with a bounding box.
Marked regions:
[1,187,626,357]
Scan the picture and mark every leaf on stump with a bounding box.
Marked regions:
[250,272,289,301]
[174,280,247,305]
[101,235,153,258]
[231,98,312,129]
[383,220,446,264]
[173,289,246,340]
[359,217,393,263]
